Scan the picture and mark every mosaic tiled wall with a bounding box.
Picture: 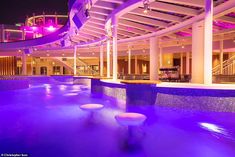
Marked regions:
[90,78,235,112]
[156,93,235,112]
[28,76,53,83]
[102,86,126,101]
[73,77,91,87]
[90,79,126,104]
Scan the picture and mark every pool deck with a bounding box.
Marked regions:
[99,79,235,90]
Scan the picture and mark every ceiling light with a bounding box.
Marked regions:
[143,0,150,14]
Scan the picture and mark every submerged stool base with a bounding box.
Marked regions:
[115,112,147,152]
[80,103,104,125]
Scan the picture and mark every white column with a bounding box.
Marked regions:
[22,52,27,75]
[192,21,204,83]
[159,46,162,67]
[180,53,183,75]
[135,55,138,75]
[150,36,159,80]
[220,39,223,74]
[192,0,213,84]
[112,17,118,80]
[204,0,213,84]
[100,44,104,76]
[73,46,77,75]
[128,48,131,75]
[106,39,110,78]
[186,52,190,75]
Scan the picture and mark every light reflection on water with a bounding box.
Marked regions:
[199,122,235,141]
[199,122,225,134]
[58,85,67,91]
[0,83,235,157]
[63,93,79,96]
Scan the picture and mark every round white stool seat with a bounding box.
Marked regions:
[115,112,147,126]
[79,103,104,111]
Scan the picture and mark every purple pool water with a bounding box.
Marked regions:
[0,83,235,157]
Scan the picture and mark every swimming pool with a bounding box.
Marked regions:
[0,81,235,157]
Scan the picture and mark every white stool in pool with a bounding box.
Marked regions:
[115,112,147,126]
[80,103,104,111]
[115,112,147,152]
[79,104,104,122]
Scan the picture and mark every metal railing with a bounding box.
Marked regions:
[213,55,235,75]
[53,57,99,76]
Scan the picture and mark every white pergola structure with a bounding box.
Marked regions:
[65,0,235,84]
[1,0,235,84]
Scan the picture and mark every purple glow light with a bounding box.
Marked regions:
[176,31,191,37]
[47,26,56,32]
[213,21,235,29]
[31,26,38,31]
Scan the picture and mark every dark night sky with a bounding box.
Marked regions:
[0,0,68,25]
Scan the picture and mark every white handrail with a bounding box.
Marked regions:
[213,54,235,75]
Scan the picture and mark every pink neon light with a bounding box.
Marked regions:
[31,26,38,31]
[47,26,56,32]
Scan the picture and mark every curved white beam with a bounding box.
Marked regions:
[121,13,168,28]
[129,8,183,23]
[150,1,199,16]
